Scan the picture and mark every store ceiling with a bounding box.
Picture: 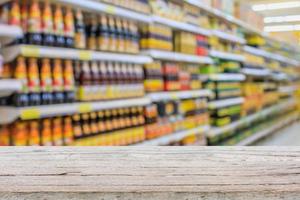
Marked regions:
[238,0,300,32]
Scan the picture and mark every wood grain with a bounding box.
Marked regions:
[0,147,299,200]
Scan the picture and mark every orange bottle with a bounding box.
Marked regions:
[42,0,55,46]
[28,120,40,146]
[0,125,10,146]
[9,0,21,26]
[41,119,52,146]
[40,58,53,104]
[63,117,74,145]
[64,7,75,48]
[63,60,75,102]
[19,0,28,44]
[27,0,42,45]
[72,114,83,138]
[53,4,65,47]
[27,58,41,105]
[12,121,28,146]
[52,59,64,103]
[53,118,63,146]
[13,57,29,107]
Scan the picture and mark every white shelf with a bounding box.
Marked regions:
[152,15,210,36]
[235,113,299,146]
[208,97,244,109]
[0,79,22,98]
[2,45,153,64]
[0,24,23,45]
[0,97,151,125]
[241,68,271,77]
[279,85,298,94]
[210,50,245,62]
[243,46,300,66]
[135,125,210,146]
[54,0,151,23]
[208,98,296,138]
[147,89,212,102]
[142,50,213,64]
[208,73,246,81]
[212,30,246,44]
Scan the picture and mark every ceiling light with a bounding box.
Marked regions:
[253,1,300,11]
[265,15,300,23]
[264,24,300,32]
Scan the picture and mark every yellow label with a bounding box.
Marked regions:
[21,46,40,57]
[20,108,41,120]
[78,103,92,113]
[105,5,116,14]
[171,93,177,100]
[78,50,92,60]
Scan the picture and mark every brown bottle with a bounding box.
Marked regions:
[108,16,117,52]
[97,111,106,133]
[99,61,108,84]
[52,59,65,103]
[115,18,125,52]
[87,15,98,50]
[27,58,41,106]
[98,15,109,51]
[90,112,99,135]
[74,9,86,49]
[80,61,92,86]
[90,61,100,85]
[40,58,53,104]
[72,114,83,138]
[81,114,91,136]
[104,110,113,132]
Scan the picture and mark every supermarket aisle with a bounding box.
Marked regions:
[255,122,300,146]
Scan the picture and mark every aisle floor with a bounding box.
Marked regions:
[254,122,300,146]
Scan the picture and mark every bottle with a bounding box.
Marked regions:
[12,57,29,107]
[122,20,130,53]
[74,9,86,49]
[41,119,52,146]
[63,117,74,145]
[97,111,106,133]
[9,0,21,26]
[81,114,91,136]
[53,117,63,146]
[0,125,10,146]
[28,120,40,146]
[64,7,75,48]
[27,58,41,106]
[115,18,125,52]
[12,121,28,146]
[53,4,65,47]
[90,61,100,100]
[63,60,75,102]
[72,114,83,138]
[27,0,42,45]
[98,15,109,51]
[40,58,53,105]
[87,15,98,50]
[129,21,139,53]
[41,0,55,46]
[0,4,9,24]
[19,0,28,44]
[90,112,98,135]
[108,16,117,52]
[52,59,65,103]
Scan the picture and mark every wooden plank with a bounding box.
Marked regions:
[0,147,299,200]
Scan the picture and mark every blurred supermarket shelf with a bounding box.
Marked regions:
[236,113,299,146]
[147,89,212,102]
[208,97,244,109]
[210,50,245,62]
[243,46,300,67]
[0,97,151,125]
[212,30,246,44]
[278,85,298,94]
[152,15,210,36]
[208,73,246,81]
[207,98,296,138]
[241,68,271,77]
[2,45,153,64]
[53,0,151,23]
[0,79,22,98]
[0,24,23,45]
[142,50,213,64]
[134,125,210,146]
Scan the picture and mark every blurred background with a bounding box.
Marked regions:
[0,0,299,146]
